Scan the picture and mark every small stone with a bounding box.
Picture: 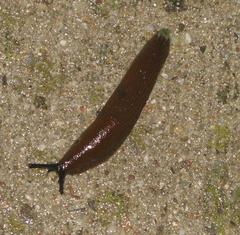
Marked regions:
[25,194,32,201]
[95,0,103,5]
[81,22,88,30]
[60,40,67,46]
[150,99,156,104]
[20,203,37,224]
[106,222,117,234]
[179,229,185,235]
[145,24,157,33]
[87,199,97,211]
[200,45,207,53]
[38,143,46,151]
[185,33,192,44]
[128,174,135,180]
[33,95,48,109]
[156,225,164,234]
[1,74,7,86]
[161,72,169,79]
[178,23,185,32]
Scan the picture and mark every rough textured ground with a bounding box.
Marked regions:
[0,0,240,234]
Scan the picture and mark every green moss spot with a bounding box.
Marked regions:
[4,30,20,59]
[129,124,149,153]
[26,50,67,95]
[0,8,23,60]
[8,214,25,233]
[91,191,128,226]
[217,85,230,104]
[0,9,16,26]
[33,95,48,109]
[11,76,26,93]
[92,0,123,18]
[233,82,239,100]
[41,74,66,95]
[204,184,229,234]
[31,148,47,161]
[89,85,105,106]
[35,60,53,78]
[202,162,240,233]
[157,28,171,40]
[229,187,240,225]
[100,191,127,215]
[210,125,231,154]
[233,187,240,202]
[211,161,229,186]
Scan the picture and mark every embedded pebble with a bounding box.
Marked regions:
[185,33,192,44]
[161,72,169,79]
[60,40,67,46]
[179,229,185,235]
[145,24,157,33]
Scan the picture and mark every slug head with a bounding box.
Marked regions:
[28,163,66,194]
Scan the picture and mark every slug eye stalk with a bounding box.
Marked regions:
[28,163,66,194]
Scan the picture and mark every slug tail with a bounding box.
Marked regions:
[28,163,66,194]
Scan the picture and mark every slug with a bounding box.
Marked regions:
[29,28,170,194]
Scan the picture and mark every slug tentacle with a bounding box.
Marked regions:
[28,163,59,171]
[28,163,66,194]
[58,165,66,194]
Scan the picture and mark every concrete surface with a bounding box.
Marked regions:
[0,0,240,234]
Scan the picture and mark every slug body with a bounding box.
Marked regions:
[29,29,170,194]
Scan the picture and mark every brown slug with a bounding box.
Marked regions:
[29,28,170,194]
